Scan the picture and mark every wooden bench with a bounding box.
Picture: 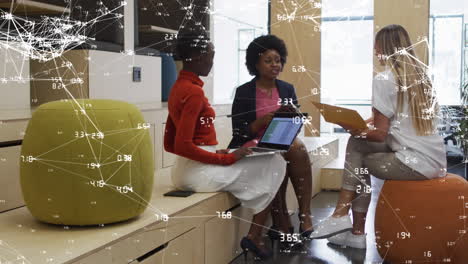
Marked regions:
[0,131,338,263]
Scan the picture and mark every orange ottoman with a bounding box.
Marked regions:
[375,173,468,263]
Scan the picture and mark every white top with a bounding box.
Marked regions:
[372,69,447,179]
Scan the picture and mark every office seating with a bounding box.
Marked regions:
[375,173,468,263]
[20,99,154,225]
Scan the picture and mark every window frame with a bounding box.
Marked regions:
[464,22,467,85]
[430,14,464,105]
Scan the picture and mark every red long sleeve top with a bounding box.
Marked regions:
[164,70,237,165]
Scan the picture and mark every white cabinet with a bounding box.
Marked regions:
[0,119,28,142]
[129,228,203,264]
[0,119,29,213]
[0,145,24,212]
[204,206,250,264]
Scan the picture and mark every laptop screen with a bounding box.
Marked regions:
[259,116,303,147]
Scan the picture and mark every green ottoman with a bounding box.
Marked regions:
[20,99,154,225]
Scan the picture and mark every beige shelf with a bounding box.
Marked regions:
[139,25,178,34]
[0,0,70,15]
[0,180,237,264]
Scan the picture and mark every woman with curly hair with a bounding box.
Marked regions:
[164,25,286,260]
[229,35,314,245]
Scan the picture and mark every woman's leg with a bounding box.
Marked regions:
[349,152,428,234]
[283,138,313,232]
[220,153,286,254]
[271,174,292,233]
[248,203,273,248]
[270,192,282,229]
[174,148,287,255]
[331,189,356,217]
[332,137,392,219]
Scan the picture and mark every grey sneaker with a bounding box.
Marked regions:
[328,231,367,249]
[309,215,352,239]
[327,231,348,246]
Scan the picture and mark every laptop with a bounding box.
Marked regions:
[242,112,307,157]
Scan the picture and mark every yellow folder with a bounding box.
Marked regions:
[311,101,367,130]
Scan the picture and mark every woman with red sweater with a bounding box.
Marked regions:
[164,26,286,260]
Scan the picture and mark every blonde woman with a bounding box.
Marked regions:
[309,24,447,249]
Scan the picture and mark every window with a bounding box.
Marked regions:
[320,0,374,132]
[465,24,468,48]
[464,23,468,85]
[321,18,374,102]
[430,0,465,105]
[212,0,268,104]
[238,29,256,88]
[321,0,374,101]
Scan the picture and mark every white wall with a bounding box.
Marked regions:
[89,50,161,107]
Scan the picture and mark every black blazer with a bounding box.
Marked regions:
[228,78,298,148]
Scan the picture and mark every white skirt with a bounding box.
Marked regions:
[171,146,287,214]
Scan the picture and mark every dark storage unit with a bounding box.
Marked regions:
[70,0,124,52]
[136,0,210,54]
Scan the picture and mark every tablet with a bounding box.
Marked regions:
[311,101,367,130]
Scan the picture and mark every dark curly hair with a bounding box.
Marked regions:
[245,35,288,76]
[175,22,210,61]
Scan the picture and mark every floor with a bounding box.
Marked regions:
[447,156,467,179]
[231,134,466,264]
[231,189,385,264]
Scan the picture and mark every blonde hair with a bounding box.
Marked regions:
[375,24,438,136]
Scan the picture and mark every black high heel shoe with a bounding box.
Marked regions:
[240,237,272,261]
[298,213,314,239]
[266,225,295,241]
[266,226,296,250]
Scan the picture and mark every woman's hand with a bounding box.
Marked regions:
[250,112,274,134]
[276,105,296,113]
[337,122,367,137]
[216,149,230,154]
[259,112,274,126]
[232,147,253,161]
[365,117,374,126]
[351,128,370,137]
